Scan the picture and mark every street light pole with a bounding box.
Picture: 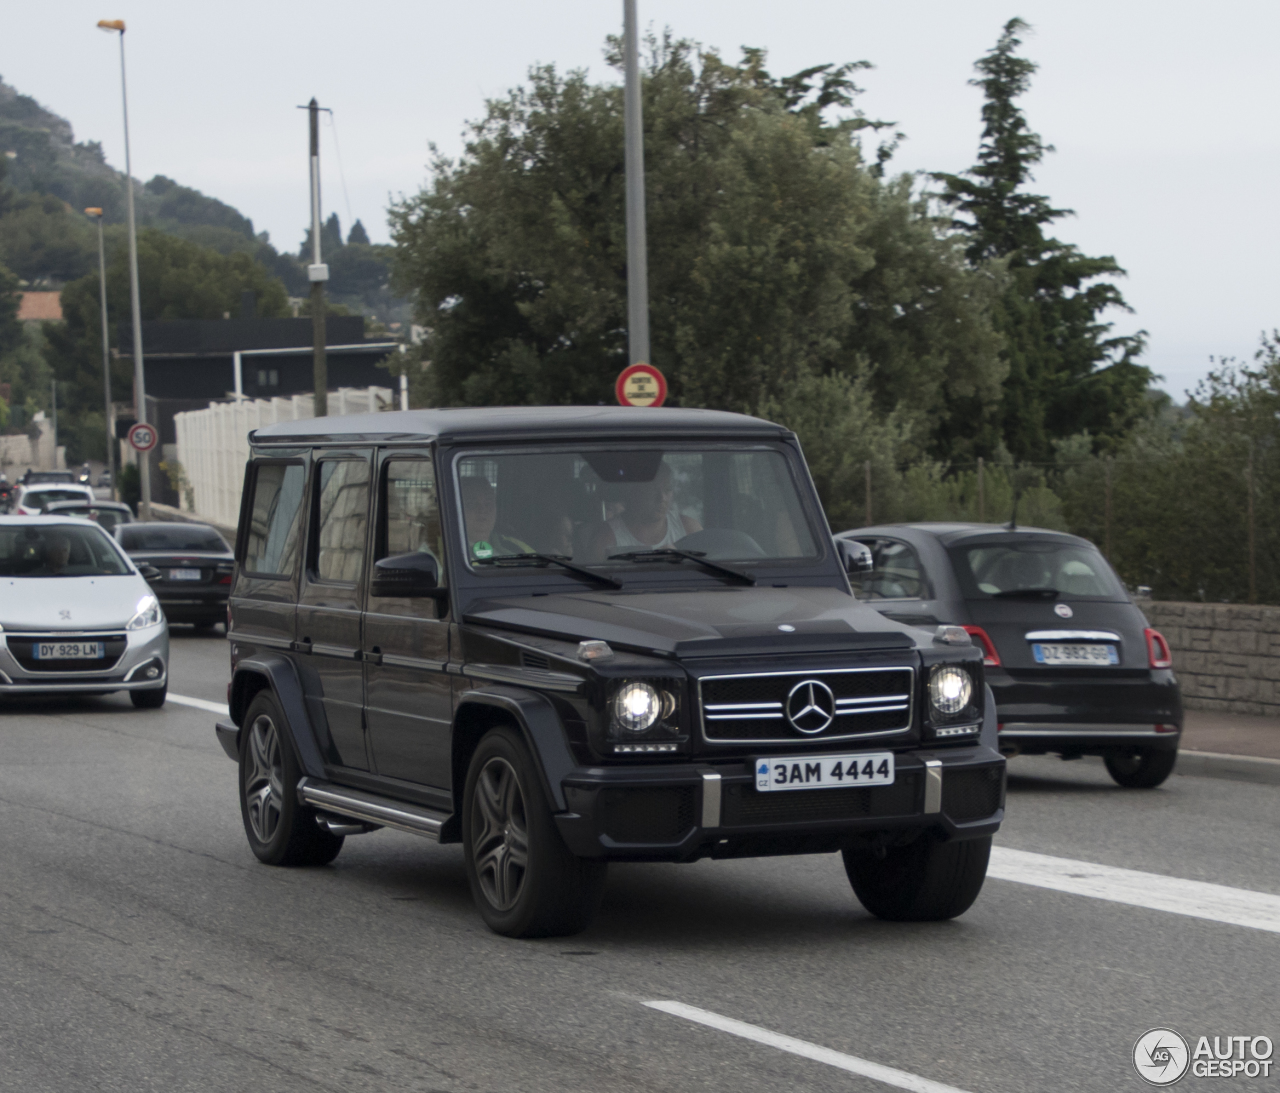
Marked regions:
[307,98,329,417]
[98,19,151,519]
[623,0,650,368]
[86,207,116,500]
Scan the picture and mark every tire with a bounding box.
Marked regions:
[238,691,343,866]
[843,834,991,921]
[1104,747,1177,788]
[462,726,606,938]
[130,684,167,709]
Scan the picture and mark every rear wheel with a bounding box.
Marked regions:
[239,691,343,866]
[462,727,605,938]
[843,834,991,921]
[1104,747,1177,788]
[130,684,167,709]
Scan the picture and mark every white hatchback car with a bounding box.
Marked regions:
[0,517,169,707]
[13,483,97,515]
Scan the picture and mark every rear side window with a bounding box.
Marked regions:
[382,458,444,564]
[244,463,305,577]
[314,460,370,583]
[955,539,1126,599]
[854,539,928,600]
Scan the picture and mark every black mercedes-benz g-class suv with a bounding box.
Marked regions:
[215,407,1005,937]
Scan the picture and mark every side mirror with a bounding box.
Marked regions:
[138,564,162,582]
[371,552,448,601]
[836,538,874,575]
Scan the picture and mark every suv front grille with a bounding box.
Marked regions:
[942,765,1004,822]
[699,667,913,744]
[5,632,129,673]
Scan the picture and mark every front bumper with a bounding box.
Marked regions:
[0,624,168,695]
[555,744,1005,862]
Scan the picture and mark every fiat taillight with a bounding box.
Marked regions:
[1145,628,1173,669]
[962,625,1001,667]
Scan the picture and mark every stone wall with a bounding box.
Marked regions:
[1144,602,1280,716]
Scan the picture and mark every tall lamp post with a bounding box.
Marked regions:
[85,208,116,500]
[623,0,650,369]
[97,18,151,519]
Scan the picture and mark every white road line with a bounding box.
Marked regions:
[990,847,1280,934]
[644,1000,975,1093]
[167,693,230,716]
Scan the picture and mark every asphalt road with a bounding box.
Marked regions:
[1,628,1276,1093]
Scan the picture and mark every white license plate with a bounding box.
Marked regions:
[35,642,105,660]
[169,568,202,581]
[755,751,895,792]
[1032,642,1118,666]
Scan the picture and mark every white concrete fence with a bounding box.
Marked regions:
[173,387,394,529]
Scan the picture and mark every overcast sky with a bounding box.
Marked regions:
[5,1,1278,400]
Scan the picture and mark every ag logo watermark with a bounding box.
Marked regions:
[1133,1028,1274,1084]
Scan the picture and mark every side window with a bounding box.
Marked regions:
[313,460,371,583]
[855,538,928,600]
[243,462,305,577]
[380,458,445,573]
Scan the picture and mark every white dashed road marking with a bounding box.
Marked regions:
[990,847,1280,934]
[644,1000,976,1093]
[168,693,230,716]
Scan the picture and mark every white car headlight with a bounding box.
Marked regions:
[928,664,973,717]
[612,681,663,735]
[127,595,163,631]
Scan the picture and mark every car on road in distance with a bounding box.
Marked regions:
[835,522,1182,787]
[44,499,135,535]
[116,522,234,631]
[0,516,168,707]
[96,470,113,489]
[20,470,77,486]
[13,483,97,515]
[215,407,1006,938]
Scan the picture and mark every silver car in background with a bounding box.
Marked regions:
[0,517,168,708]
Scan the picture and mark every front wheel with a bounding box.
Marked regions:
[462,727,605,938]
[843,834,991,921]
[238,691,343,866]
[1104,747,1177,788]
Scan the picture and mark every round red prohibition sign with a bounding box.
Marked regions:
[615,362,667,407]
[127,421,159,453]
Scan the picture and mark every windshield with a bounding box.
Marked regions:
[455,447,820,572]
[0,524,131,577]
[119,525,228,552]
[954,539,1126,600]
[24,489,90,507]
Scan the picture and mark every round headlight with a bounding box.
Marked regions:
[612,681,662,734]
[929,664,973,716]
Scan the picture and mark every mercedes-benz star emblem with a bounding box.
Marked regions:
[785,679,836,734]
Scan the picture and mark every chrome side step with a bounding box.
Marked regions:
[297,778,451,841]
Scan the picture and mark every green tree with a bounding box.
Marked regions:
[933,19,1152,462]
[43,229,290,461]
[390,34,1002,448]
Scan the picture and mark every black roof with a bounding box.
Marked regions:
[250,406,791,445]
[840,521,1090,546]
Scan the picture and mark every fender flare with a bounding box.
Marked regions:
[226,654,327,780]
[454,685,577,812]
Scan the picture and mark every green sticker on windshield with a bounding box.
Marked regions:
[472,540,493,560]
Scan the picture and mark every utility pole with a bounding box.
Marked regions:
[307,98,329,417]
[623,0,650,368]
[98,20,151,518]
[87,207,116,499]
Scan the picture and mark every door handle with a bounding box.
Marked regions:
[364,647,383,665]
[294,638,313,654]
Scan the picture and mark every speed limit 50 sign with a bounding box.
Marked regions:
[127,422,159,453]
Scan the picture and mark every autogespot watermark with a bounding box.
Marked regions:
[1132,1028,1275,1085]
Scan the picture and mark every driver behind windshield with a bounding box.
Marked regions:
[29,533,72,575]
[589,461,701,558]
[460,475,534,559]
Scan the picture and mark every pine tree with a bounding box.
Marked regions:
[934,19,1151,462]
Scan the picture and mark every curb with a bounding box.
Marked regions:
[1175,750,1280,787]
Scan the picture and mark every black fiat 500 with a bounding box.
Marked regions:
[117,522,234,630]
[836,523,1181,788]
[214,407,1005,938]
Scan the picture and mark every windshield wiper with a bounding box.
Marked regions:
[992,587,1060,599]
[473,553,623,589]
[609,548,756,586]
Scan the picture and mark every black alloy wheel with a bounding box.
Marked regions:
[1104,746,1178,788]
[238,691,343,866]
[843,834,991,921]
[462,727,606,938]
